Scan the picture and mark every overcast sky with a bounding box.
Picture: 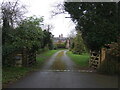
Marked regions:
[1,0,76,37]
[24,0,76,37]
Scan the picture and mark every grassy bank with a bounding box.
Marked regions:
[2,49,59,87]
[67,51,90,68]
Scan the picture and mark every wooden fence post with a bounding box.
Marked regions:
[100,48,106,62]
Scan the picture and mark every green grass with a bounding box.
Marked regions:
[2,67,31,84]
[2,49,59,87]
[36,50,59,63]
[67,51,90,67]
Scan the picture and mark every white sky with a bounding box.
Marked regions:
[1,0,76,37]
[23,0,76,37]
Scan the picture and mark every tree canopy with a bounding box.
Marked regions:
[64,2,119,51]
[14,16,44,49]
[1,1,54,66]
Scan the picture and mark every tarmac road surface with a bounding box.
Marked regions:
[7,50,118,88]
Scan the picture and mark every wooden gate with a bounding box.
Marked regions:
[89,48,107,69]
[15,48,36,67]
[89,51,100,69]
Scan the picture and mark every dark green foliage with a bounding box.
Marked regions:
[64,2,119,51]
[2,15,54,66]
[15,16,44,50]
[42,30,54,50]
[64,2,119,74]
[1,0,26,45]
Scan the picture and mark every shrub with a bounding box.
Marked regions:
[53,44,57,50]
[107,42,120,61]
[54,43,66,49]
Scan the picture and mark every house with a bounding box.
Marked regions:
[53,34,67,43]
[53,34,70,49]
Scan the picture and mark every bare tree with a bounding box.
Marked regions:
[51,2,67,17]
[67,29,76,38]
[1,0,27,28]
[43,24,54,32]
[1,0,27,45]
[46,24,54,31]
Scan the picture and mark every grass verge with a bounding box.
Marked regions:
[2,50,59,87]
[36,50,60,68]
[67,51,90,68]
[2,67,31,85]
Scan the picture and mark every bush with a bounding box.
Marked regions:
[2,44,21,66]
[107,42,120,61]
[54,43,66,49]
[53,44,57,50]
[72,48,86,55]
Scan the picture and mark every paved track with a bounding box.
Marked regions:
[7,50,118,88]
